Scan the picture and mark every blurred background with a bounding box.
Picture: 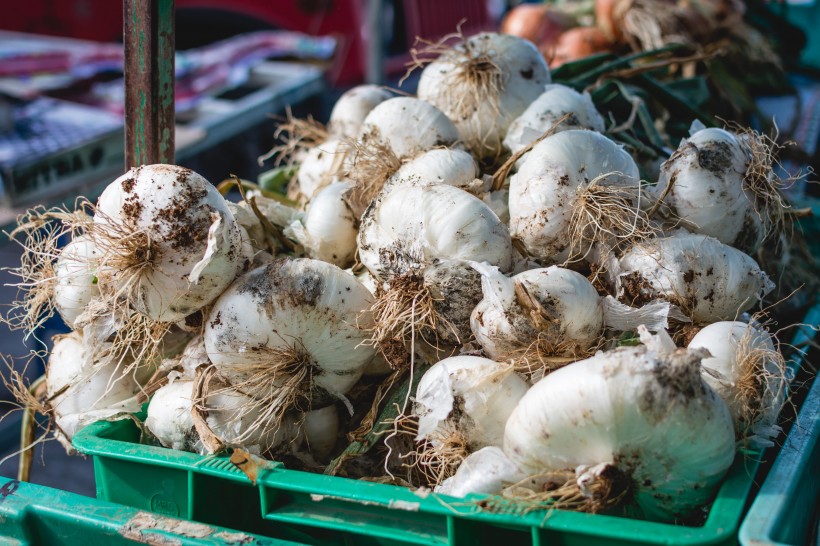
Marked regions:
[0,0,818,497]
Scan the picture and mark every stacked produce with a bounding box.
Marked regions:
[5,31,801,524]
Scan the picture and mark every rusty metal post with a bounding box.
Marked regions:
[124,0,175,168]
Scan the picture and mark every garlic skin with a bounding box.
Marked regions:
[504,342,736,522]
[384,149,478,193]
[358,97,459,160]
[508,130,640,263]
[47,332,142,452]
[504,84,605,154]
[328,85,393,139]
[358,184,513,281]
[415,356,529,449]
[94,165,245,322]
[654,126,764,253]
[688,321,786,445]
[291,181,358,268]
[145,378,297,455]
[53,235,101,329]
[436,446,524,498]
[418,32,550,158]
[616,232,774,323]
[471,264,603,363]
[204,259,375,402]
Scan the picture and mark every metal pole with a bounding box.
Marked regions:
[124,0,175,168]
[366,0,384,85]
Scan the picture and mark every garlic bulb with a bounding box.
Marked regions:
[357,97,459,161]
[412,356,529,485]
[418,32,550,158]
[303,404,339,462]
[384,148,479,193]
[654,125,768,253]
[47,332,142,452]
[504,335,736,521]
[290,181,358,268]
[471,264,603,370]
[93,164,245,322]
[504,84,605,154]
[415,356,529,450]
[53,235,101,329]
[145,378,298,455]
[616,231,774,323]
[688,321,787,445]
[295,139,347,201]
[358,184,513,281]
[509,130,641,264]
[204,259,375,407]
[328,85,393,139]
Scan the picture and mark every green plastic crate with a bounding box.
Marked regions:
[0,476,299,545]
[738,334,820,545]
[71,304,820,546]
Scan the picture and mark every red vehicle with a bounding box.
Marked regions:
[0,0,493,85]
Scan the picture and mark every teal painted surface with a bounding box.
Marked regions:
[0,477,300,545]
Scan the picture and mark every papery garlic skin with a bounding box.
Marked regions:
[437,446,524,498]
[504,343,736,522]
[508,130,640,263]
